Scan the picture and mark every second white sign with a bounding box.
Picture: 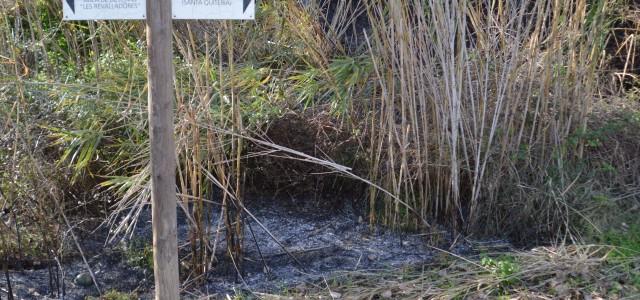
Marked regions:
[173,0,255,20]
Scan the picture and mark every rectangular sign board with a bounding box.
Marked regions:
[63,0,255,20]
[173,0,254,20]
[63,0,146,20]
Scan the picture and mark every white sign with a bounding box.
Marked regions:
[63,0,254,20]
[173,0,255,20]
[63,0,146,20]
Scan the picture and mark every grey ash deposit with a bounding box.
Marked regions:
[2,197,470,299]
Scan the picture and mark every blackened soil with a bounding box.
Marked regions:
[1,197,471,299]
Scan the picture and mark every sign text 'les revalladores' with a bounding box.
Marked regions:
[62,0,254,20]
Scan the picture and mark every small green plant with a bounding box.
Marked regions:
[601,225,640,259]
[228,288,249,300]
[123,239,153,271]
[85,290,137,300]
[591,194,610,204]
[600,225,640,292]
[631,271,640,290]
[480,255,521,287]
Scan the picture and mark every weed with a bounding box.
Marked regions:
[85,290,137,300]
[480,255,521,287]
[122,239,153,271]
[602,225,640,259]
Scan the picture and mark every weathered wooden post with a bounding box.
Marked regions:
[146,0,180,299]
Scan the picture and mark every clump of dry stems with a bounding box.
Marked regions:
[362,0,613,238]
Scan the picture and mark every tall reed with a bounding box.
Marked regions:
[363,0,611,236]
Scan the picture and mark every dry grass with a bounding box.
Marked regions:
[361,0,617,239]
[271,245,639,299]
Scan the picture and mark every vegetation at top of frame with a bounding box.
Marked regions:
[1,0,639,294]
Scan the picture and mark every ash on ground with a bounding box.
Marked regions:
[2,197,471,299]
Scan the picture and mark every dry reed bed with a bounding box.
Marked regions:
[363,0,610,236]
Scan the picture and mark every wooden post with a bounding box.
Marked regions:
[146,0,180,299]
